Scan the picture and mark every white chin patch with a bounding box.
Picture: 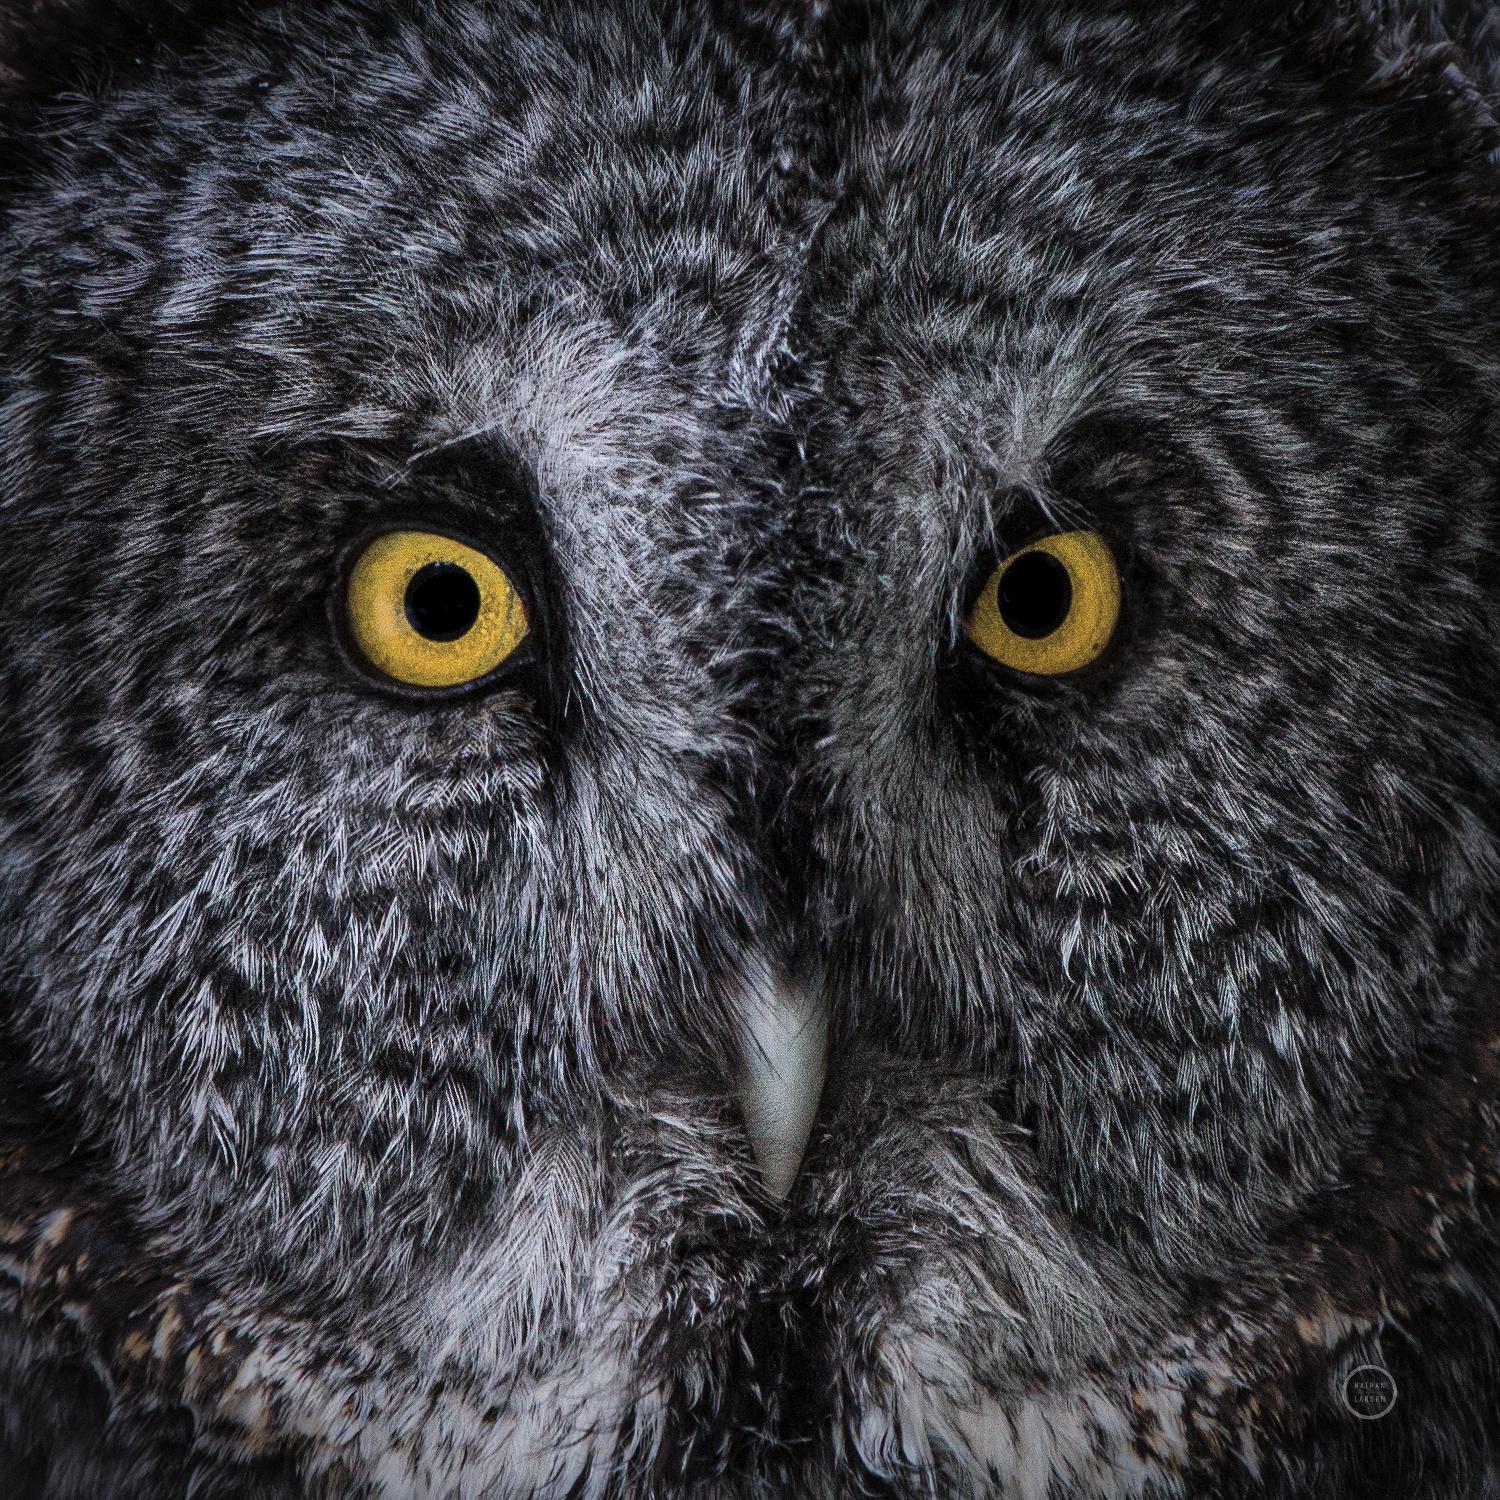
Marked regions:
[735,958,828,1200]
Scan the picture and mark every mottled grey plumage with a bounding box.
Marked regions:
[1,1,1497,1497]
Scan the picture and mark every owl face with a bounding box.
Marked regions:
[0,0,792,1315]
[2,1,1499,1498]
[804,0,1500,1284]
[788,5,1500,1481]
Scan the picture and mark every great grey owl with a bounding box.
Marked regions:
[1,1,1498,1496]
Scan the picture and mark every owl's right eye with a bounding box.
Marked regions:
[964,529,1120,676]
[344,530,529,689]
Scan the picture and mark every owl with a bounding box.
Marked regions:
[1,0,1498,1496]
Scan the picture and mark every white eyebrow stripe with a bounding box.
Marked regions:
[735,958,828,1201]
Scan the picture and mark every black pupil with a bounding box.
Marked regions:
[997,550,1072,639]
[405,562,482,642]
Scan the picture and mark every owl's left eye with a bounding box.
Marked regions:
[344,530,529,689]
[964,529,1121,676]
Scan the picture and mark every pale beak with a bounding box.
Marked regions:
[735,959,828,1199]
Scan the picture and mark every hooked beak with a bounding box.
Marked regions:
[736,959,828,1200]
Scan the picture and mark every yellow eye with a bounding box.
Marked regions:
[965,530,1120,676]
[345,530,528,689]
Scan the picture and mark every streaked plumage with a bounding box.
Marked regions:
[2,2,1498,1496]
